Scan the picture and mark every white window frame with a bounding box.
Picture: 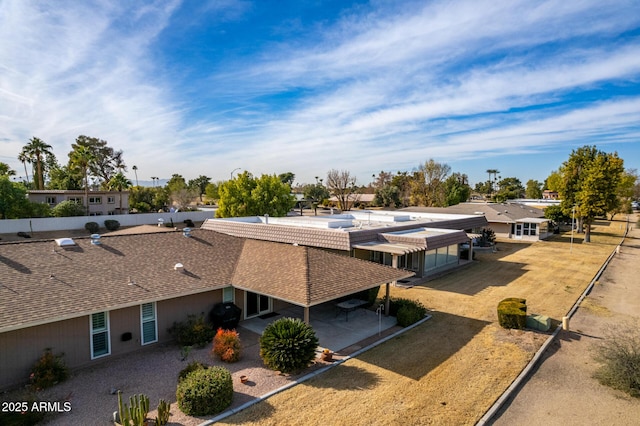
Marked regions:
[107,196,115,204]
[90,312,111,359]
[45,196,57,205]
[140,302,158,345]
[222,287,234,303]
[68,197,82,203]
[89,196,102,204]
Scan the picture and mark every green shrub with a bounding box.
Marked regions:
[29,348,69,390]
[396,301,427,327]
[259,317,319,373]
[176,366,233,416]
[212,328,241,363]
[178,361,207,382]
[497,298,527,329]
[594,322,640,397]
[168,314,215,348]
[386,297,425,317]
[51,200,85,217]
[104,219,120,231]
[84,221,99,234]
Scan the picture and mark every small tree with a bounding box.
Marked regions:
[51,200,86,217]
[259,318,318,373]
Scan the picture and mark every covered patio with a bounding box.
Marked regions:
[240,301,398,352]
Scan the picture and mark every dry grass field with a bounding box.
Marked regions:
[218,219,627,426]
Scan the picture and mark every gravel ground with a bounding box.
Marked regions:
[493,220,640,425]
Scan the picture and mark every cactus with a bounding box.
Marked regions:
[155,399,170,426]
[116,392,149,426]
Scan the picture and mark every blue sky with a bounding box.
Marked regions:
[1,0,639,188]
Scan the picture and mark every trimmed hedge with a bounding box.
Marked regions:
[84,221,99,234]
[176,366,232,416]
[104,219,120,231]
[497,298,527,329]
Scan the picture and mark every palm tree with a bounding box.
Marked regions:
[69,145,95,215]
[486,169,500,197]
[17,151,31,187]
[132,165,139,186]
[21,137,53,189]
[0,162,16,177]
[107,172,132,213]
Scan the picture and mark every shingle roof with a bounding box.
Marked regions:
[401,203,545,224]
[232,240,413,306]
[0,228,412,332]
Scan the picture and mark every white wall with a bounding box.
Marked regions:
[0,211,215,234]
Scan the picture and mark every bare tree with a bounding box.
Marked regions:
[326,169,358,211]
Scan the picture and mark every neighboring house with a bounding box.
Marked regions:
[327,193,375,208]
[542,190,559,199]
[401,203,553,241]
[0,228,409,390]
[201,210,489,279]
[28,190,130,215]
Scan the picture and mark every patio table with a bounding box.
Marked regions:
[335,298,368,321]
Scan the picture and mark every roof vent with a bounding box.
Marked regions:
[158,218,165,227]
[264,214,269,224]
[174,263,184,272]
[90,234,101,245]
[182,227,192,238]
[55,238,76,247]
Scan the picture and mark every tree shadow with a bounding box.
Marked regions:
[355,312,491,380]
[0,254,31,274]
[219,399,275,424]
[303,364,381,390]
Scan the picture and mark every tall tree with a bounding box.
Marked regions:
[525,179,543,199]
[188,175,211,202]
[71,135,124,186]
[21,137,54,189]
[326,169,358,211]
[69,145,95,215]
[302,179,330,214]
[486,169,500,197]
[216,171,295,217]
[391,172,412,207]
[411,159,451,207]
[559,146,624,242]
[444,174,471,206]
[278,172,295,187]
[0,162,16,177]
[17,151,31,187]
[132,165,139,186]
[0,176,29,219]
[494,177,525,201]
[107,172,132,213]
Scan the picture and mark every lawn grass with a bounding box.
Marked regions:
[218,218,626,426]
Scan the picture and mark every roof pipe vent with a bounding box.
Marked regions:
[90,234,101,245]
[182,227,192,238]
[174,263,184,272]
[264,214,269,224]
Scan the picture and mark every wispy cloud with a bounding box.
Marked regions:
[1,0,638,185]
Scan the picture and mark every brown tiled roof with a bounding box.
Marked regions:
[401,203,544,224]
[0,229,243,332]
[0,228,411,332]
[232,240,413,306]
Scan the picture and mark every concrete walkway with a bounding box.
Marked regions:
[492,218,640,425]
[241,302,397,352]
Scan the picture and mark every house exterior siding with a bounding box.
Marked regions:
[0,290,223,390]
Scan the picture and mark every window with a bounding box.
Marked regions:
[523,223,537,236]
[90,312,110,359]
[68,197,82,203]
[89,197,102,204]
[140,303,157,345]
[107,196,115,204]
[223,287,234,303]
[45,196,57,204]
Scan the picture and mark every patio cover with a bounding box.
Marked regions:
[352,241,426,255]
[231,239,413,308]
[515,217,549,223]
